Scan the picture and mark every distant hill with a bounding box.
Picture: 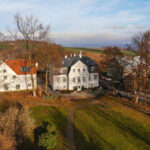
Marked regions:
[64,47,136,56]
[0,41,136,61]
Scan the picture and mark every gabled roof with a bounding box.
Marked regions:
[62,55,98,67]
[5,59,36,75]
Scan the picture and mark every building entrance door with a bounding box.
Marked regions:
[77,86,82,91]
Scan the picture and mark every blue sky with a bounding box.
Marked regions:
[0,0,150,47]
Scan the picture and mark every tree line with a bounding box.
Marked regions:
[101,31,150,104]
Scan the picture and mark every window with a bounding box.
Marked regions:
[21,66,30,73]
[89,76,90,81]
[78,77,80,83]
[73,69,75,72]
[94,75,97,80]
[16,84,20,90]
[83,68,86,72]
[56,77,60,83]
[12,75,16,79]
[60,68,63,73]
[4,84,8,91]
[63,77,66,82]
[72,77,75,83]
[83,77,86,82]
[78,69,80,72]
[3,69,6,73]
[4,76,7,80]
[28,84,31,87]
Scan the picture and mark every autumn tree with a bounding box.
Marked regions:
[132,31,150,103]
[35,42,63,95]
[14,13,50,97]
[103,47,126,95]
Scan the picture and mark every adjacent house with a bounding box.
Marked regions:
[49,52,99,91]
[0,59,37,92]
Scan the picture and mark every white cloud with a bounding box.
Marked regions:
[0,0,149,47]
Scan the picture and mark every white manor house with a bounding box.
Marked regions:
[0,59,37,92]
[50,52,99,91]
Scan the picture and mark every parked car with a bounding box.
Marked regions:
[105,77,112,81]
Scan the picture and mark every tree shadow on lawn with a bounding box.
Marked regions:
[95,109,150,146]
[33,122,52,150]
[73,124,115,150]
[33,107,68,150]
[21,137,45,150]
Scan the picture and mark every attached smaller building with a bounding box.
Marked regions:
[0,59,37,92]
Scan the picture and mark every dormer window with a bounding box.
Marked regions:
[73,69,75,72]
[21,66,30,73]
[83,68,86,72]
[3,69,6,73]
[91,67,95,71]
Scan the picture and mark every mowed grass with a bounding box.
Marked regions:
[74,96,150,150]
[30,106,68,150]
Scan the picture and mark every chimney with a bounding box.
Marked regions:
[79,51,82,58]
[65,55,67,59]
[35,62,38,68]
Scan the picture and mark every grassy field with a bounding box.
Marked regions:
[23,106,68,150]
[0,92,150,150]
[73,96,150,150]
[64,47,135,56]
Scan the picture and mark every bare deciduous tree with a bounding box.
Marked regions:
[14,13,50,97]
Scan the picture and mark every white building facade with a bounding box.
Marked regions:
[50,52,99,91]
[0,60,37,92]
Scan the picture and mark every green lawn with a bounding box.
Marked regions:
[73,97,150,150]
[24,106,68,150]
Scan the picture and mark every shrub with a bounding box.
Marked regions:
[46,124,55,134]
[38,132,56,150]
[0,134,16,150]
[37,123,57,150]
[43,94,57,100]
